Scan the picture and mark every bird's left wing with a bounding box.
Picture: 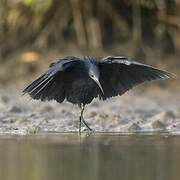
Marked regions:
[98,56,175,100]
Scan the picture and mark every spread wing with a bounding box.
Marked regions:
[22,56,83,102]
[98,56,175,100]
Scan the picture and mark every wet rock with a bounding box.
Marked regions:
[171,122,180,129]
[163,111,176,119]
[95,113,110,125]
[99,113,109,119]
[15,117,28,124]
[177,107,180,117]
[1,117,15,124]
[39,105,53,113]
[113,114,121,120]
[151,120,166,129]
[8,106,22,113]
[0,95,9,104]
[29,113,36,118]
[88,111,97,118]
[150,111,176,124]
[61,109,66,114]
[128,123,141,132]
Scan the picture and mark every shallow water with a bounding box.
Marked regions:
[0,134,180,180]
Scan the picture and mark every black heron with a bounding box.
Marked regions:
[23,56,175,133]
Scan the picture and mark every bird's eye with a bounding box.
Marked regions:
[91,74,94,78]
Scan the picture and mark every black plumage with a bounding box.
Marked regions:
[23,56,175,133]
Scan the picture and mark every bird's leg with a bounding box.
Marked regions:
[82,118,93,132]
[79,104,84,134]
[81,105,93,132]
[79,105,93,133]
[79,109,82,134]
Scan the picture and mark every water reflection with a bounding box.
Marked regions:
[0,134,180,180]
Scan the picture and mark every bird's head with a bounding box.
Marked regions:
[88,65,104,95]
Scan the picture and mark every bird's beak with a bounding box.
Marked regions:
[93,78,104,95]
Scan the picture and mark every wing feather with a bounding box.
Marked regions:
[23,56,82,102]
[99,56,175,100]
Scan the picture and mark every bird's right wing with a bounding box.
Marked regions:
[22,56,82,102]
[98,56,175,100]
[46,56,82,77]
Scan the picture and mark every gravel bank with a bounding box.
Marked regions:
[0,89,180,135]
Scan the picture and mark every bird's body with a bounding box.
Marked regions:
[23,56,175,133]
[66,73,97,105]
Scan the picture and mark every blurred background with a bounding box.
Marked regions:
[0,2,180,178]
[0,0,179,89]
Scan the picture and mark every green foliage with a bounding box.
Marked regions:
[22,0,52,13]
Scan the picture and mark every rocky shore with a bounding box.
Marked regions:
[0,89,180,135]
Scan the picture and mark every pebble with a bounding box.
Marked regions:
[149,110,175,124]
[99,113,109,119]
[151,120,166,129]
[0,95,9,104]
[128,123,141,132]
[177,107,180,117]
[89,111,97,118]
[8,106,22,113]
[39,105,53,113]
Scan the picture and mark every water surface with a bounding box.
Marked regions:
[0,134,180,180]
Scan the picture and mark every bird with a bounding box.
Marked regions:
[23,55,175,133]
